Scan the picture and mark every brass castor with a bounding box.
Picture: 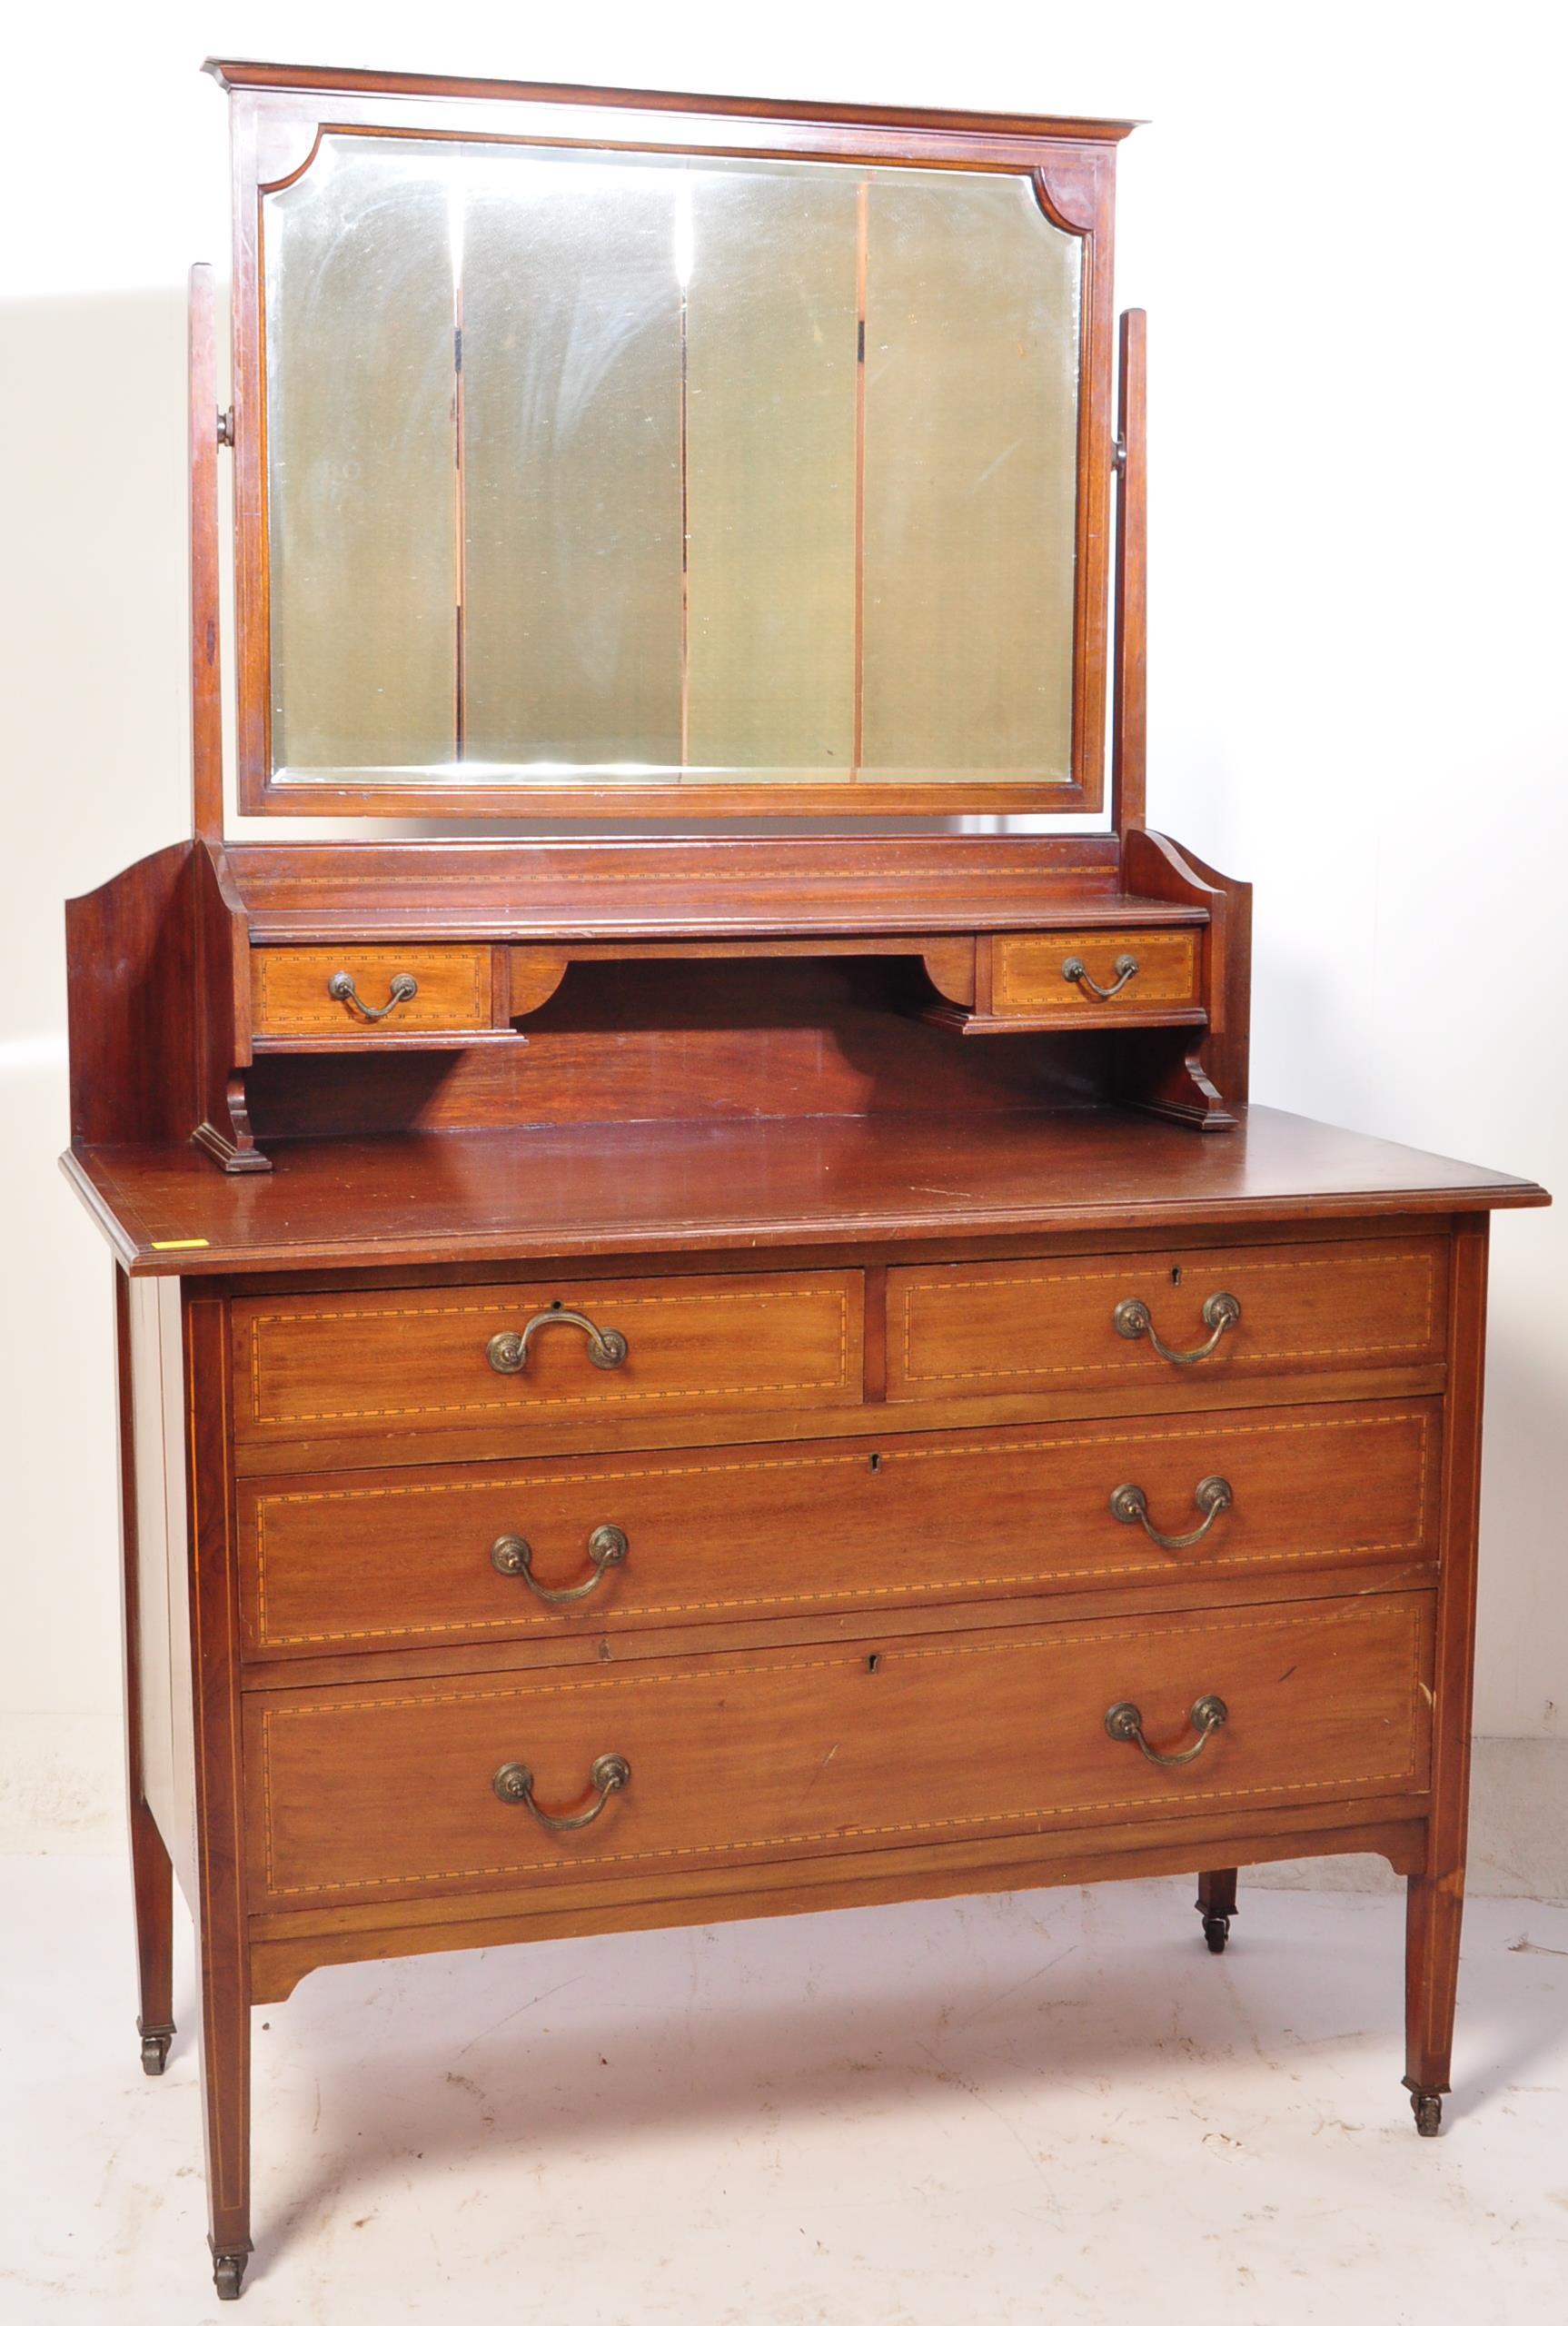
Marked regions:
[213,2250,249,2301]
[1411,2090,1444,2138]
[1201,1913,1230,1955]
[138,2025,174,2076]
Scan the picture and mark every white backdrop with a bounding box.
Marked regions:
[4,0,1564,1850]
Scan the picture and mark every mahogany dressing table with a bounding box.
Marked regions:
[62,61,1548,2299]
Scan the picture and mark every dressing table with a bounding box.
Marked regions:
[63,60,1547,2298]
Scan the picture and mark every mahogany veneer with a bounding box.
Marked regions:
[65,1105,1541,1277]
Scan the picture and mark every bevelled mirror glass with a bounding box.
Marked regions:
[262,135,1084,792]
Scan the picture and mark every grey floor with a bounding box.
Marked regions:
[5,1854,1568,2323]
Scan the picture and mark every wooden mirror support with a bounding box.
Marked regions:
[60,61,1547,2304]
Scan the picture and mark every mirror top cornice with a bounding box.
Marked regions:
[202,55,1141,142]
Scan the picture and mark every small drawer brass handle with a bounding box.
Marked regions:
[1062,952,1139,1000]
[491,1525,629,1605]
[492,1753,631,1831]
[1110,1475,1234,1551]
[1105,1695,1228,1768]
[1113,1290,1241,1365]
[487,1309,629,1375]
[326,969,418,1020]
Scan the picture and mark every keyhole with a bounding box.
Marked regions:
[868,1452,882,1474]
[1170,1267,1183,1287]
[867,1654,881,1674]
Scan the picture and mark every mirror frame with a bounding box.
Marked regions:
[211,60,1133,819]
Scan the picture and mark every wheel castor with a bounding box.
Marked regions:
[1201,1912,1230,1954]
[1411,2090,1444,2138]
[138,2025,174,2076]
[213,2250,249,2301]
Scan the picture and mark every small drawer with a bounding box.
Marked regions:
[252,945,494,1039]
[993,929,1200,1019]
[888,1234,1448,1402]
[232,1269,865,1452]
[245,1591,1434,1910]
[236,1401,1441,1659]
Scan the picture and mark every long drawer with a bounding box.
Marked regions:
[887,1234,1447,1401]
[232,1270,865,1451]
[245,1592,1434,1911]
[237,1401,1441,1659]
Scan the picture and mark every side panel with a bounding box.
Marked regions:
[127,1276,189,1890]
[65,843,195,1147]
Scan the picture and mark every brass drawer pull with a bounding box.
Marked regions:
[487,1309,629,1375]
[492,1753,631,1831]
[326,969,418,1020]
[1113,1290,1240,1365]
[1062,952,1139,1000]
[1105,1695,1228,1768]
[1110,1475,1233,1550]
[491,1525,629,1604]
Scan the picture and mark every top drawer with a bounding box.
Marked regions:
[233,1270,865,1452]
[993,929,1200,1019]
[252,945,494,1039]
[888,1235,1447,1402]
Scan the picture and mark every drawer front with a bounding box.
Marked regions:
[246,1592,1434,1909]
[993,929,1200,1019]
[237,1401,1440,1659]
[252,945,493,1038]
[233,1270,865,1449]
[888,1235,1447,1402]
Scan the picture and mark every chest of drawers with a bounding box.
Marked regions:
[74,1112,1543,2298]
[60,58,1550,2303]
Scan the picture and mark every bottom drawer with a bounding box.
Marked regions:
[247,1593,1434,1913]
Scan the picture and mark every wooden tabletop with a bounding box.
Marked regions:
[61,1105,1548,1279]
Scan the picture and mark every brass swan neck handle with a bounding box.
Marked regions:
[492,1754,631,1831]
[491,1526,629,1605]
[1062,953,1139,1001]
[326,969,418,1020]
[1113,1290,1241,1366]
[1109,1476,1234,1551]
[487,1308,629,1375]
[1105,1695,1228,1768]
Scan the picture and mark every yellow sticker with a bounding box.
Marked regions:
[151,1238,211,1250]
